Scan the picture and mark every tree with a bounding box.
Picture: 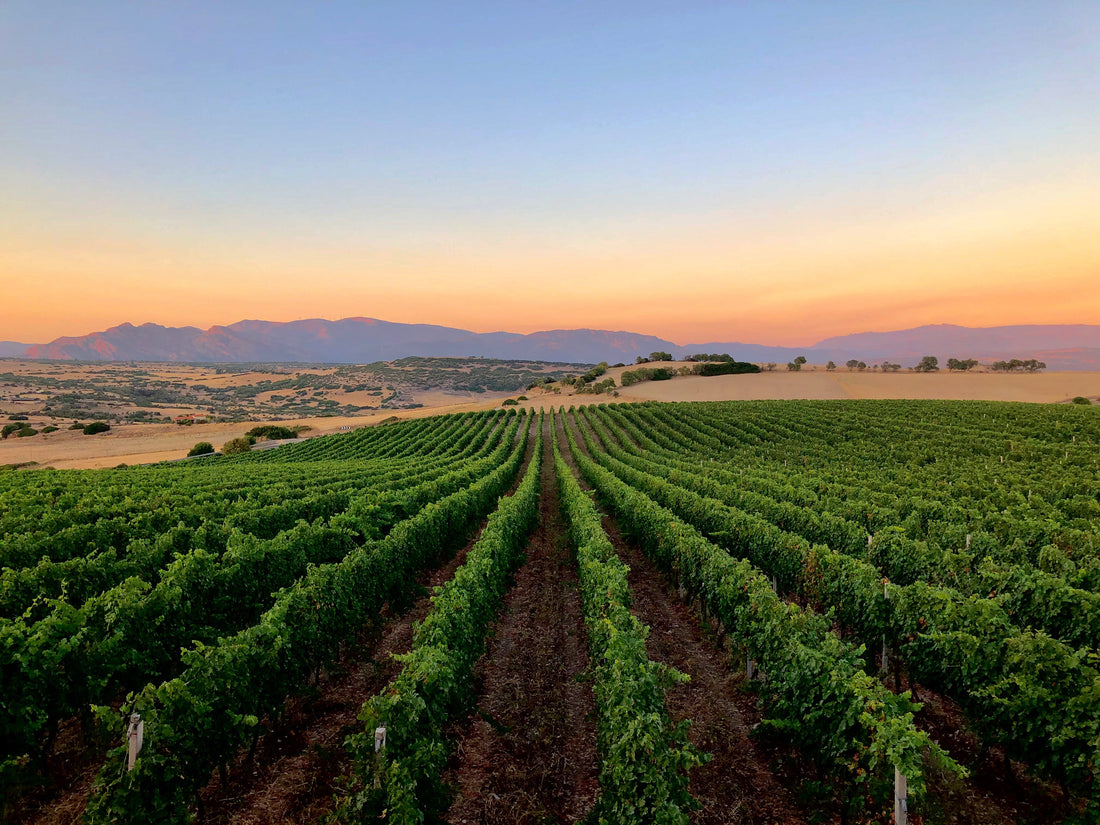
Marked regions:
[787,355,807,372]
[846,359,860,371]
[857,361,867,371]
[187,441,215,457]
[881,362,901,372]
[914,355,939,373]
[222,437,253,455]
[946,358,979,371]
[83,422,111,435]
[825,361,836,371]
[649,351,673,363]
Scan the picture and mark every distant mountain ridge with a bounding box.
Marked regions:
[0,342,33,358]
[19,319,1100,370]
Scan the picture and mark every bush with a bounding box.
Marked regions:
[69,422,85,430]
[16,427,37,438]
[2,423,23,439]
[41,425,59,433]
[1072,396,1092,405]
[221,437,253,455]
[7,414,28,421]
[187,441,215,457]
[83,422,111,435]
[501,398,519,406]
[697,361,761,377]
[245,425,297,440]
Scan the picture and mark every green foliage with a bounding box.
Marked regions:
[990,358,1046,372]
[1,423,23,439]
[338,416,540,822]
[914,355,939,372]
[620,367,673,386]
[554,419,704,822]
[501,397,519,405]
[187,442,215,457]
[696,360,760,377]
[15,427,37,438]
[787,355,807,371]
[82,417,529,823]
[946,358,979,371]
[561,414,957,816]
[244,425,297,440]
[82,422,111,435]
[40,425,59,433]
[1072,396,1092,405]
[221,437,253,455]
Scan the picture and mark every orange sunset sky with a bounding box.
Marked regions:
[3,3,1099,346]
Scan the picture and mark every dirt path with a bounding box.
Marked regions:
[611,534,806,825]
[443,415,599,824]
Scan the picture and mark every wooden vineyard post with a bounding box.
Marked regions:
[880,580,890,676]
[373,726,386,789]
[746,656,755,680]
[126,713,144,771]
[894,767,908,824]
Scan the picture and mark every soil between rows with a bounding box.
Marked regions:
[443,414,599,824]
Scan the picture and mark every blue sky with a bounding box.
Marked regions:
[3,2,1099,343]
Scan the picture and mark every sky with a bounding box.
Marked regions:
[3,1,1099,346]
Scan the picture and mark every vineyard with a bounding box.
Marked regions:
[2,400,1098,824]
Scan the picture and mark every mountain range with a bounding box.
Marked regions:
[10,319,1100,370]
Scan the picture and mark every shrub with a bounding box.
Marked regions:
[41,425,59,433]
[187,441,215,457]
[69,422,85,430]
[221,437,253,455]
[501,398,519,406]
[7,414,28,421]
[245,425,297,440]
[1072,396,1092,405]
[697,361,761,377]
[2,423,23,439]
[82,422,111,435]
[16,427,37,438]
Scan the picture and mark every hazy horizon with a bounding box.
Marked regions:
[5,2,1099,344]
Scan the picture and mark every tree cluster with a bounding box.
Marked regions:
[946,358,980,371]
[787,355,807,371]
[990,359,1046,373]
[686,353,733,362]
[635,351,673,364]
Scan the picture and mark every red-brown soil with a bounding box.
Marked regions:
[443,415,599,823]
